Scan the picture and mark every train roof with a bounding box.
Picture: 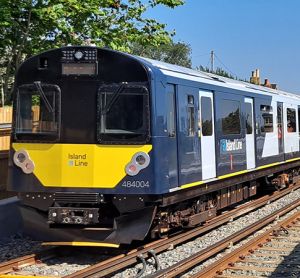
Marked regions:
[135,55,300,101]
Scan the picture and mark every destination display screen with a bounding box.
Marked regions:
[62,63,97,75]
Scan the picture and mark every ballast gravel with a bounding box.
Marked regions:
[0,234,42,262]
[184,206,300,277]
[1,189,300,277]
[113,188,300,278]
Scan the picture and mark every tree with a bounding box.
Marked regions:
[130,41,192,68]
[0,0,184,104]
[197,65,236,79]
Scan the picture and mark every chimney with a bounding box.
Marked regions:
[250,69,260,85]
[255,69,260,78]
[264,79,271,88]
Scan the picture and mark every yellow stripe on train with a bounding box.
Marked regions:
[12,143,152,188]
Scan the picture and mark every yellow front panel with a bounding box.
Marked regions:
[13,143,152,188]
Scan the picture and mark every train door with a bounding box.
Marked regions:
[199,91,216,179]
[176,85,201,187]
[215,92,246,176]
[283,102,299,158]
[277,102,284,157]
[255,98,279,166]
[166,84,179,188]
[244,98,255,169]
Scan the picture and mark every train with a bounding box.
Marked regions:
[7,46,300,247]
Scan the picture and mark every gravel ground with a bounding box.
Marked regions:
[112,188,300,278]
[1,189,300,277]
[19,250,111,276]
[0,233,43,262]
[183,206,300,277]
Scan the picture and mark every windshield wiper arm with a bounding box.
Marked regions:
[101,83,126,115]
[34,81,54,113]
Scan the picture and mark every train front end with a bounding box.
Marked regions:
[7,46,158,246]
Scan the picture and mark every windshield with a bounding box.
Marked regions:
[15,83,60,141]
[98,84,150,144]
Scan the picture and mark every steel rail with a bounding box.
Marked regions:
[66,184,300,278]
[146,198,300,278]
[192,206,300,278]
[0,247,59,275]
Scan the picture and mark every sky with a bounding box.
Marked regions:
[146,0,300,94]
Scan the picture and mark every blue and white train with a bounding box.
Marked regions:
[7,46,300,246]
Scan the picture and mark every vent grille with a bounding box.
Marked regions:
[54,192,101,204]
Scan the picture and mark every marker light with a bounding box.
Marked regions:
[23,161,35,174]
[129,164,137,172]
[74,51,84,60]
[125,152,150,176]
[13,149,35,174]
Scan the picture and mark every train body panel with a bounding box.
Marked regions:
[11,143,153,189]
[7,46,300,245]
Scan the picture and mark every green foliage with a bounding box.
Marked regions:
[197,65,249,83]
[197,65,237,79]
[0,0,184,104]
[130,41,192,68]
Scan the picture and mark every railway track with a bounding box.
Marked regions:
[191,205,300,278]
[147,196,300,278]
[1,184,300,277]
[0,247,60,277]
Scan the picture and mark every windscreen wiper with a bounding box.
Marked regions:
[34,81,54,113]
[101,83,126,115]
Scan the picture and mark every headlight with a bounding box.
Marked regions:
[13,149,35,174]
[74,51,84,60]
[16,153,26,164]
[125,152,150,176]
[136,155,146,166]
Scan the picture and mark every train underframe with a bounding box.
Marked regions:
[19,165,300,245]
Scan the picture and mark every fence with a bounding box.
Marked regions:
[0,106,13,151]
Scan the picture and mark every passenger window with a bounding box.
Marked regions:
[201,97,212,136]
[167,85,176,137]
[287,108,296,133]
[187,95,195,136]
[221,99,241,135]
[245,103,253,134]
[260,105,273,133]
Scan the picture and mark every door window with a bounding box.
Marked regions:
[260,105,273,133]
[201,96,213,136]
[187,95,195,136]
[245,102,253,134]
[167,85,176,137]
[287,108,296,133]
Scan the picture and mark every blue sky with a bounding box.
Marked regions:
[146,0,300,93]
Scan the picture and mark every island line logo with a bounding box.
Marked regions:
[68,153,88,167]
